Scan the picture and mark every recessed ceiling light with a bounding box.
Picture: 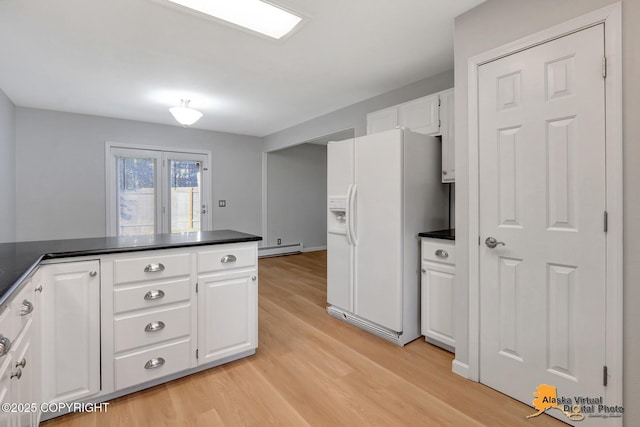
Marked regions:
[167,0,303,39]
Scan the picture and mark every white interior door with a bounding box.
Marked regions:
[479,24,607,424]
[355,130,403,331]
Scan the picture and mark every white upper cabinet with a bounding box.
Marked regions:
[366,106,398,135]
[366,89,455,183]
[439,88,455,183]
[398,94,440,135]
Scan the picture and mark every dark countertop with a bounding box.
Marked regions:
[0,230,262,307]
[419,229,455,241]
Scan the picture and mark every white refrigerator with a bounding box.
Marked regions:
[327,128,447,346]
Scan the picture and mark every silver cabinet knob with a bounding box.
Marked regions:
[252,276,257,281]
[221,255,237,264]
[89,271,98,277]
[35,285,43,293]
[421,268,426,273]
[20,300,34,316]
[442,170,448,175]
[435,249,449,258]
[144,321,166,333]
[0,336,11,357]
[144,290,165,301]
[144,357,165,370]
[144,263,165,273]
[485,236,506,249]
[10,369,22,380]
[15,358,26,369]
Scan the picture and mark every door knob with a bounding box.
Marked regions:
[485,236,506,249]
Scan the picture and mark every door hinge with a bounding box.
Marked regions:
[196,282,198,293]
[604,211,608,233]
[602,56,607,78]
[478,235,481,246]
[603,365,608,386]
[196,349,199,359]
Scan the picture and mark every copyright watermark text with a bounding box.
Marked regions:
[1,402,109,413]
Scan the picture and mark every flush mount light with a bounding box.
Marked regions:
[169,99,203,126]
[167,0,303,39]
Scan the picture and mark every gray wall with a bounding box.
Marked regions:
[15,108,263,241]
[0,90,16,243]
[263,70,454,152]
[266,143,327,249]
[453,0,638,423]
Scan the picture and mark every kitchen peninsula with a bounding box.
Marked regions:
[0,230,261,425]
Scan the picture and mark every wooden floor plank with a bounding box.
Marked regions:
[42,251,565,426]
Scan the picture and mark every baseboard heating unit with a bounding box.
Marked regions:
[327,306,402,345]
[258,243,303,258]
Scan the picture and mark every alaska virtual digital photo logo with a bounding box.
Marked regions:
[526,384,623,421]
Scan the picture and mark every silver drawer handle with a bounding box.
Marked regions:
[221,255,237,263]
[144,289,165,301]
[10,369,22,380]
[144,263,165,273]
[0,336,11,357]
[20,300,34,316]
[15,358,26,369]
[144,357,165,370]
[144,321,166,332]
[435,249,449,258]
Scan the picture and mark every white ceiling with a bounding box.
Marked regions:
[0,0,483,137]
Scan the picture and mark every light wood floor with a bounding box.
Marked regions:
[43,251,565,426]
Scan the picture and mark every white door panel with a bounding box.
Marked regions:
[327,140,355,311]
[354,130,403,331]
[479,24,606,425]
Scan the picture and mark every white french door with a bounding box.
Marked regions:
[108,146,210,236]
[478,24,607,424]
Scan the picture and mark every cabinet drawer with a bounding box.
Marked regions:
[114,305,191,353]
[198,245,256,274]
[114,278,191,314]
[114,338,191,390]
[422,239,455,264]
[114,253,191,284]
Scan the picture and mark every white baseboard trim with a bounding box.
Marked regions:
[452,359,470,379]
[302,246,327,253]
[258,243,302,258]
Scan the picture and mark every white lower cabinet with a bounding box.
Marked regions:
[0,274,40,427]
[40,261,101,404]
[108,249,197,393]
[105,242,258,391]
[6,241,259,423]
[197,243,258,365]
[421,238,455,350]
[197,272,257,364]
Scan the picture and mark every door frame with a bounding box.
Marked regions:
[466,2,623,413]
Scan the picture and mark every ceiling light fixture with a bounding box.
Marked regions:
[166,0,303,39]
[169,99,203,126]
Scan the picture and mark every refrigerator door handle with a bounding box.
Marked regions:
[349,184,358,245]
[345,185,353,246]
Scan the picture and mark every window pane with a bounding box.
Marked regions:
[117,157,156,236]
[170,160,201,233]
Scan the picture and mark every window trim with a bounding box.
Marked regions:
[105,141,213,237]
